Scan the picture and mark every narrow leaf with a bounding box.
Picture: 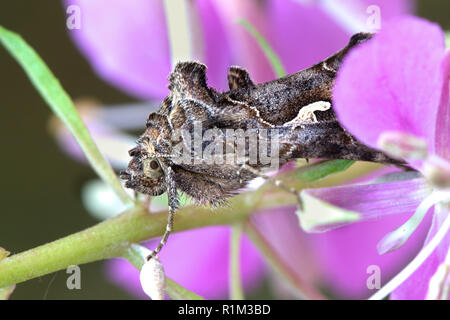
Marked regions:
[0,25,132,205]
[238,19,287,77]
[293,160,355,183]
[165,278,205,300]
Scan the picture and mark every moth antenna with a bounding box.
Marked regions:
[146,166,178,260]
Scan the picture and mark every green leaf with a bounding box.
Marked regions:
[294,160,355,183]
[264,160,355,191]
[0,25,132,205]
[446,31,450,48]
[165,278,204,300]
[238,19,287,77]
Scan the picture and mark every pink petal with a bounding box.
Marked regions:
[193,0,232,92]
[334,16,446,149]
[267,0,413,75]
[309,207,433,299]
[65,0,231,99]
[377,190,443,255]
[346,0,414,22]
[390,205,450,299]
[267,0,349,74]
[210,0,274,83]
[249,208,323,294]
[435,50,450,160]
[66,0,171,99]
[300,177,430,232]
[252,205,432,299]
[107,226,265,299]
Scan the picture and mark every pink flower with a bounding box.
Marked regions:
[61,0,417,299]
[108,226,265,299]
[303,16,450,299]
[64,0,413,98]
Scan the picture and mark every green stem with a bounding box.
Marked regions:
[0,161,379,289]
[229,223,244,300]
[238,19,287,77]
[244,221,325,300]
[0,194,255,289]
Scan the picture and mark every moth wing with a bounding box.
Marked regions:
[227,66,255,90]
[168,61,213,103]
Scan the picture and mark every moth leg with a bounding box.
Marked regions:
[147,167,179,260]
[239,163,304,210]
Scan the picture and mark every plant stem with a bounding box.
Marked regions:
[0,192,258,289]
[244,221,325,300]
[238,19,287,78]
[0,161,380,289]
[229,223,245,300]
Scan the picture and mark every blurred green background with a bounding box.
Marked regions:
[0,0,449,299]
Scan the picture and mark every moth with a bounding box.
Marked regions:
[120,32,401,259]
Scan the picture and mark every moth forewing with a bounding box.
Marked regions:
[122,32,403,258]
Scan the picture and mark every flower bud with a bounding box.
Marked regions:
[140,256,166,300]
[423,156,450,189]
[377,131,428,160]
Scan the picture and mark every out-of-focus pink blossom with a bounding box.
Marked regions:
[62,0,419,299]
[311,16,450,299]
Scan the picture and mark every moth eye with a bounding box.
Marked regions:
[149,160,159,170]
[142,158,162,179]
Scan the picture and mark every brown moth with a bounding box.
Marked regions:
[120,33,401,259]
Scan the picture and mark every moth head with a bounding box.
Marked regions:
[120,142,168,197]
[142,157,163,179]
